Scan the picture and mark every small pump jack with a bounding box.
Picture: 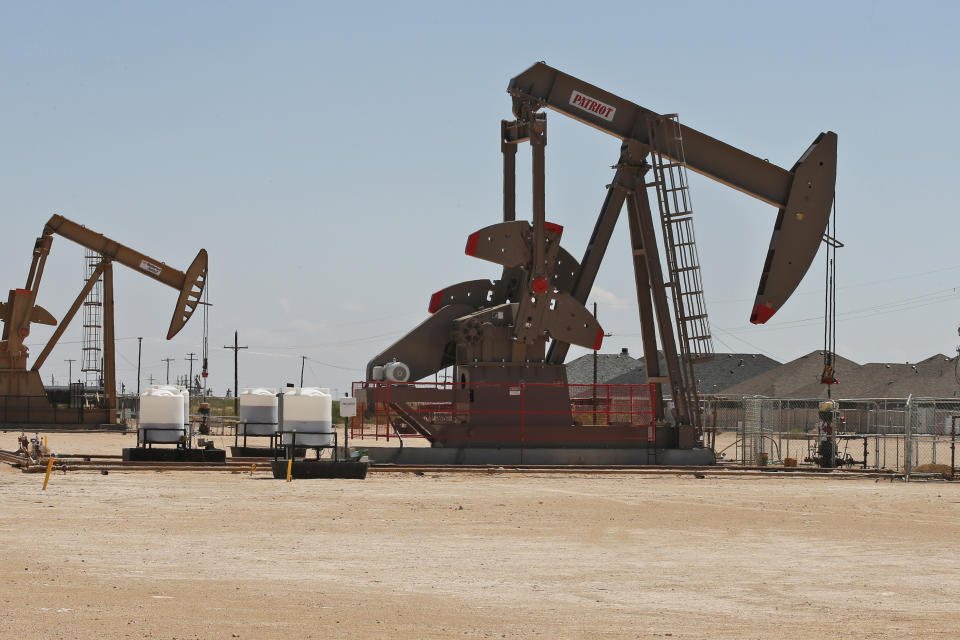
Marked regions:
[0,214,207,425]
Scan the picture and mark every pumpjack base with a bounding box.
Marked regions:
[365,446,716,466]
[122,447,226,463]
[270,460,369,479]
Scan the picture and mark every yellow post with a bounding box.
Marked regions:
[42,456,54,490]
[43,436,48,452]
[250,463,256,477]
[285,458,293,482]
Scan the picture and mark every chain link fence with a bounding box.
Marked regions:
[706,395,959,476]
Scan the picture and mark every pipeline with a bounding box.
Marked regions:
[1,449,903,479]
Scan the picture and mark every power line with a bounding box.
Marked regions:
[707,262,960,305]
[710,327,781,361]
[716,287,960,335]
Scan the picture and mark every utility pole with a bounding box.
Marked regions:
[300,355,307,387]
[223,331,247,415]
[148,373,155,386]
[161,357,175,384]
[65,359,75,384]
[136,337,143,395]
[591,303,612,424]
[185,352,197,393]
[592,303,599,387]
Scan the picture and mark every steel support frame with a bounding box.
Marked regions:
[102,260,117,418]
[499,113,696,440]
[623,171,690,431]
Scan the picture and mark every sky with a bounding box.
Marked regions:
[2,0,959,398]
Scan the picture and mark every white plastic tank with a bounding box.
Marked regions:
[239,388,279,435]
[281,387,333,446]
[150,385,189,429]
[138,387,185,443]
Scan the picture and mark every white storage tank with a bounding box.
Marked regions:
[239,388,279,435]
[139,387,185,444]
[281,387,333,446]
[150,385,190,429]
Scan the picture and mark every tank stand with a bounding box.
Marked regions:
[270,430,368,479]
[128,426,226,462]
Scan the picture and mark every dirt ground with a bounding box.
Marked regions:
[1,432,959,639]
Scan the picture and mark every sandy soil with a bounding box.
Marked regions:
[1,433,959,639]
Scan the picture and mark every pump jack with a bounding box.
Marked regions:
[0,214,208,426]
[357,62,836,459]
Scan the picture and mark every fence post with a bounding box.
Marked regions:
[952,416,957,480]
[904,394,913,479]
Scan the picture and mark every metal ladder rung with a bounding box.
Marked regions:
[674,265,700,274]
[681,313,709,322]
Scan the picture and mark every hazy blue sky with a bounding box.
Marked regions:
[2,1,958,396]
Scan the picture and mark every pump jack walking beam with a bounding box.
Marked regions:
[508,62,837,325]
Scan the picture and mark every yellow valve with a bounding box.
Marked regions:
[42,456,54,490]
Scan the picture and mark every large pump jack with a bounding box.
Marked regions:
[358,62,836,454]
[0,215,207,425]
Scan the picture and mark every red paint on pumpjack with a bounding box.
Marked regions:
[464,232,479,256]
[749,303,776,324]
[593,326,605,351]
[544,222,564,236]
[531,277,548,293]
[428,289,445,314]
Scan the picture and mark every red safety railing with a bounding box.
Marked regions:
[349,381,655,446]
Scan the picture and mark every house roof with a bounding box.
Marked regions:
[565,350,641,385]
[721,351,860,397]
[565,348,960,399]
[604,352,782,393]
[723,351,960,399]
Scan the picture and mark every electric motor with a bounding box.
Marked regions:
[384,361,411,383]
